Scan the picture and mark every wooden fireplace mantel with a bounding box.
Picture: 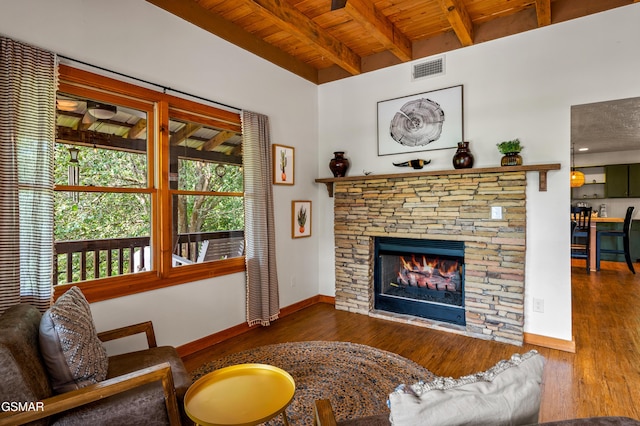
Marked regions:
[315,163,561,197]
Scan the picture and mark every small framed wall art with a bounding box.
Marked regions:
[377,85,463,156]
[273,144,295,185]
[292,200,312,238]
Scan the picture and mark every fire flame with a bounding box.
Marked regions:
[396,255,460,291]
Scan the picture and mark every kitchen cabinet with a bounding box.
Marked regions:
[629,163,640,197]
[605,163,640,198]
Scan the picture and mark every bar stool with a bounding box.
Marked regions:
[596,206,635,274]
[571,206,592,273]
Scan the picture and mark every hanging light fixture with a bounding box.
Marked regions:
[56,99,79,112]
[87,101,117,120]
[570,142,585,188]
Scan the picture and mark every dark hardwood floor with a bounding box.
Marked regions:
[183,260,640,423]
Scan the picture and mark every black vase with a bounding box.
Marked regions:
[452,141,474,169]
[329,152,350,177]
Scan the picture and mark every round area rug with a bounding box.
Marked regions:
[191,341,435,425]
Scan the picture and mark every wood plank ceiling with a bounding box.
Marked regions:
[146,0,637,84]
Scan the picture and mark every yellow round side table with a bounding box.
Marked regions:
[184,363,296,426]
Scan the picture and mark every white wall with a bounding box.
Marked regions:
[317,4,640,342]
[0,0,319,352]
[2,0,639,349]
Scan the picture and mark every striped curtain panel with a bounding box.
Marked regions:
[241,110,280,326]
[0,38,56,314]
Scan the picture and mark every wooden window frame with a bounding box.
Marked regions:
[55,65,245,303]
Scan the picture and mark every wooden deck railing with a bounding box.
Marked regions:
[174,230,245,262]
[54,230,244,285]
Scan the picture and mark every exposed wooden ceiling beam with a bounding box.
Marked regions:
[200,130,235,152]
[144,0,318,83]
[243,0,361,75]
[57,126,147,154]
[536,0,552,26]
[128,119,147,139]
[231,144,243,156]
[79,119,93,131]
[170,123,202,146]
[436,0,474,47]
[331,0,412,62]
[58,126,242,164]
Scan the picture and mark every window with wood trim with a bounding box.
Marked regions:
[55,94,153,283]
[168,112,244,267]
[54,65,244,303]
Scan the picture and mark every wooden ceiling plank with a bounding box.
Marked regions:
[436,0,474,46]
[201,130,235,151]
[536,0,552,26]
[334,0,412,62]
[144,0,318,83]
[243,0,362,75]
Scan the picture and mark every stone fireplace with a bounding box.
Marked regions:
[330,169,528,346]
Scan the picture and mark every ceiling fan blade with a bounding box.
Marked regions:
[331,0,347,11]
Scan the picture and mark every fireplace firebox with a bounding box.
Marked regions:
[374,237,465,326]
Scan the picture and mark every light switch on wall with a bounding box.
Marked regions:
[533,298,545,313]
[491,206,502,219]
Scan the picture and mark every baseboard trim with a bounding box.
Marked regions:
[177,294,334,357]
[316,295,335,305]
[178,296,575,357]
[524,332,576,353]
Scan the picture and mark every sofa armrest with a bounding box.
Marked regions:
[0,362,180,426]
[314,399,339,426]
[97,320,157,348]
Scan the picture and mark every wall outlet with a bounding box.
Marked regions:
[533,298,544,313]
[491,206,502,219]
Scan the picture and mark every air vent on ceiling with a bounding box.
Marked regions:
[412,56,445,81]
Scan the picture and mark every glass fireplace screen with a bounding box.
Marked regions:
[378,252,463,307]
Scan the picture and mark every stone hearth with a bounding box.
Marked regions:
[331,170,527,345]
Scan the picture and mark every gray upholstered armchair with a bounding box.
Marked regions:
[0,292,192,425]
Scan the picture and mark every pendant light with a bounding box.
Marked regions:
[570,142,585,188]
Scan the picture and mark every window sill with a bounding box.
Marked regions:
[54,256,245,303]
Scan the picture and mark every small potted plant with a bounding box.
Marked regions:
[497,139,523,166]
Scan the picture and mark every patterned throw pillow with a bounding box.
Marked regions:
[39,286,109,393]
[389,350,546,426]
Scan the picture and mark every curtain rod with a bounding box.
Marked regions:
[58,55,242,114]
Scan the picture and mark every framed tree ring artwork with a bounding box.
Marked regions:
[292,200,311,238]
[273,144,295,185]
[377,85,463,156]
